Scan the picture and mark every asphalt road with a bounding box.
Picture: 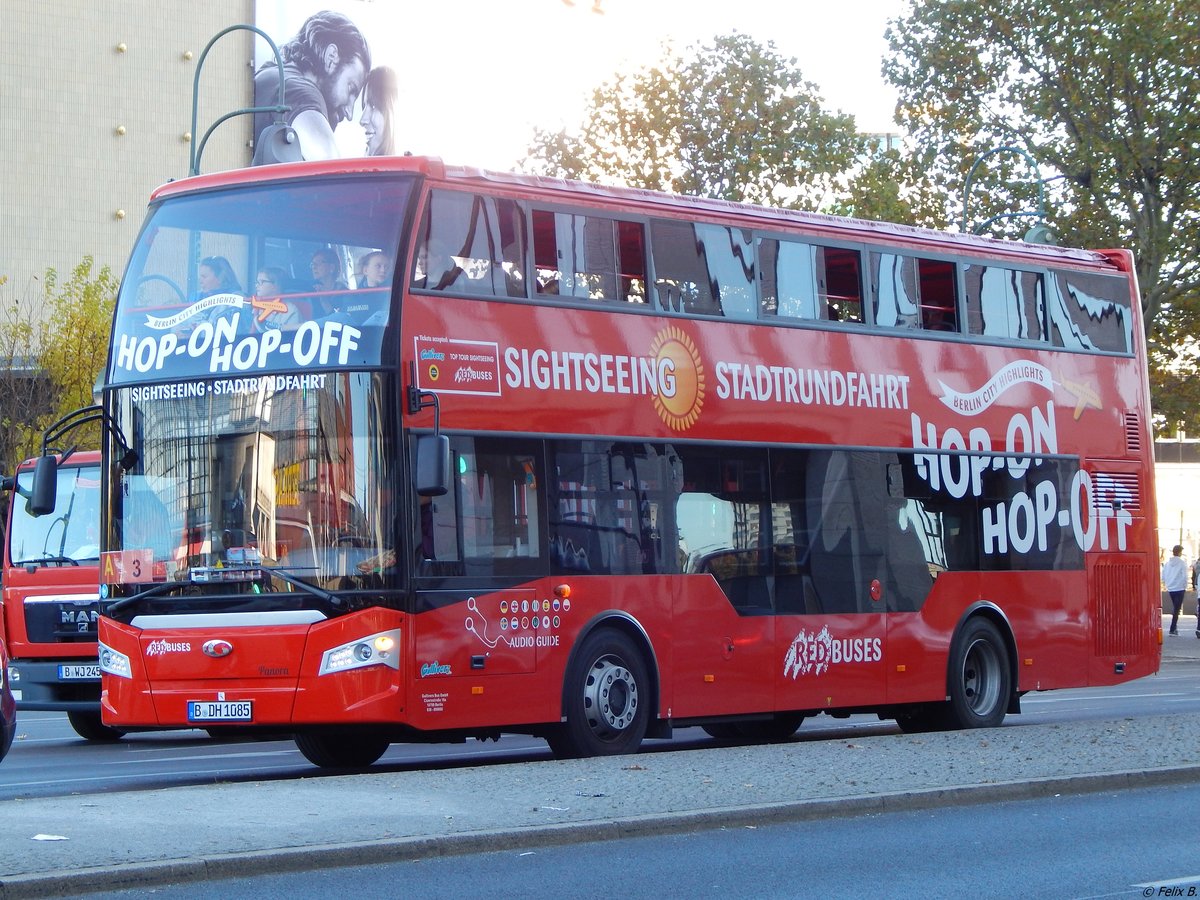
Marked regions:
[57,782,1200,900]
[0,625,1194,897]
[4,659,1199,802]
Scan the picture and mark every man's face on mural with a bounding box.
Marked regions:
[319,49,366,127]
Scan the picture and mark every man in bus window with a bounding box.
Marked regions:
[253,11,371,163]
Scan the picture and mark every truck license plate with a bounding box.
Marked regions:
[58,664,101,680]
[187,700,253,722]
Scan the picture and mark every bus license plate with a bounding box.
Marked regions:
[58,664,101,680]
[187,701,253,722]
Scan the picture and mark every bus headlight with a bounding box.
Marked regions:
[98,642,132,679]
[318,629,401,676]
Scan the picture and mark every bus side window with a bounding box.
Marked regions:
[1046,270,1133,353]
[412,190,527,298]
[917,258,959,332]
[819,246,863,323]
[531,210,644,303]
[871,253,920,329]
[650,219,754,319]
[872,253,959,333]
[650,219,718,315]
[965,264,1046,342]
[759,238,819,320]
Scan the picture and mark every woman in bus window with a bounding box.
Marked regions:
[310,248,348,292]
[254,266,299,331]
[358,251,392,288]
[197,256,242,298]
[359,66,398,157]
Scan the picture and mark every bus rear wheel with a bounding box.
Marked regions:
[294,731,390,768]
[944,617,1011,729]
[547,629,650,759]
[67,710,125,742]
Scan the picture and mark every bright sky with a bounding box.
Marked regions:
[256,0,905,170]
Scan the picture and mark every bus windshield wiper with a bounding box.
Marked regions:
[257,564,344,607]
[106,579,188,615]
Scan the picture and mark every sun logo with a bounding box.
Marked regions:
[649,326,705,431]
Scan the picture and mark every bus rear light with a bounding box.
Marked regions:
[318,629,402,676]
[99,643,132,679]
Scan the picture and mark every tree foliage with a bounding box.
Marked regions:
[881,0,1200,433]
[524,33,867,209]
[0,258,116,474]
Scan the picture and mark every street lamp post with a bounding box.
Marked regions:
[961,145,1056,244]
[189,24,299,177]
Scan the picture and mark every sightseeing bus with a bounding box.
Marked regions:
[31,156,1158,768]
[1,452,123,741]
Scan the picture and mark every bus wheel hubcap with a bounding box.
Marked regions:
[583,656,638,736]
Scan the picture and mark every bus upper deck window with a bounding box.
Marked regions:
[532,210,645,304]
[413,190,527,297]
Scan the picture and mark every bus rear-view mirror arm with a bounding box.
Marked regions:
[30,405,138,516]
[407,363,450,498]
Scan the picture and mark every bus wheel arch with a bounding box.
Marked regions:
[547,614,658,759]
[944,607,1015,729]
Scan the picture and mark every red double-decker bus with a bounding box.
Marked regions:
[33,156,1158,768]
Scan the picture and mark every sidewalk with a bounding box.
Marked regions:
[1162,613,1200,658]
[1,634,1196,899]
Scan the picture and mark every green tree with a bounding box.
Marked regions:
[881,0,1200,433]
[39,256,118,429]
[0,274,52,474]
[0,258,116,474]
[524,33,867,209]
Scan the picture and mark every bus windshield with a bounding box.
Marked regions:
[109,175,416,385]
[106,372,399,599]
[11,464,101,566]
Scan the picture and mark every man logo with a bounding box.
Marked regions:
[202,640,234,658]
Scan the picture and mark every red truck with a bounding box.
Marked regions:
[0,451,117,740]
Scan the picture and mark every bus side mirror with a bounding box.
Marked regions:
[415,434,450,497]
[29,456,59,516]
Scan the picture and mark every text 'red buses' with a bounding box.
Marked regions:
[48,156,1157,768]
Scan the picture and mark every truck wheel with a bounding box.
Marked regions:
[67,711,125,742]
[944,617,1011,729]
[294,731,390,768]
[547,629,650,759]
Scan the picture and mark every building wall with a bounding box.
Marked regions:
[1,1,254,303]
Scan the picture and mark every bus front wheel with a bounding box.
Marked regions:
[67,711,125,742]
[547,629,650,759]
[294,731,390,768]
[944,617,1011,729]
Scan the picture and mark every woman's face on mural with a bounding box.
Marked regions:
[360,98,385,155]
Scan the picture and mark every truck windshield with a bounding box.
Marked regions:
[109,175,415,386]
[11,465,101,566]
[106,372,399,599]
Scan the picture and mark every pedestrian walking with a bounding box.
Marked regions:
[1162,544,1188,635]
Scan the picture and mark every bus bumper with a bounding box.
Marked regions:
[98,609,406,730]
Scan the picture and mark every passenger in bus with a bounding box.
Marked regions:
[310,249,348,293]
[413,238,463,291]
[358,251,392,288]
[359,66,398,157]
[251,11,371,163]
[197,256,243,298]
[253,266,300,330]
